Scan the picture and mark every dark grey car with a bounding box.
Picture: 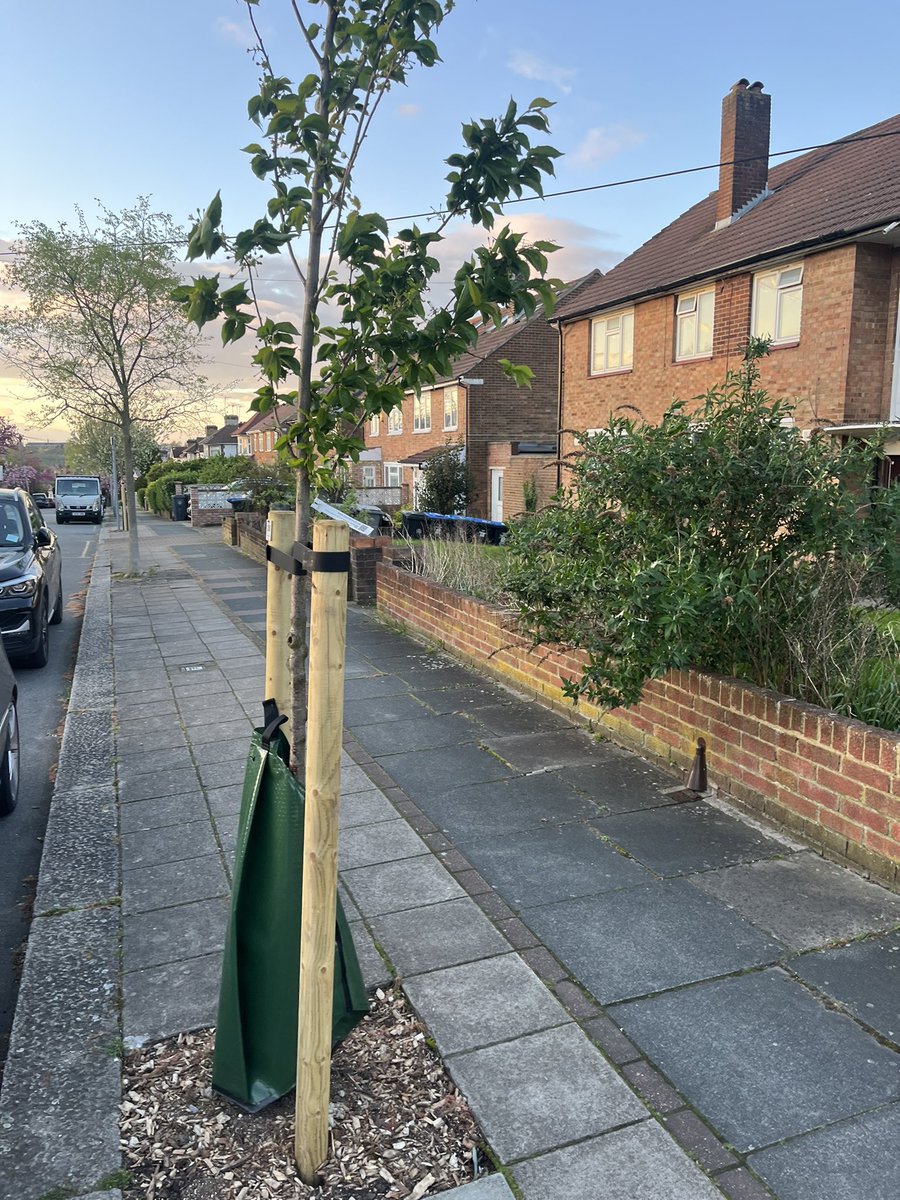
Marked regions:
[0,639,19,815]
[0,488,63,669]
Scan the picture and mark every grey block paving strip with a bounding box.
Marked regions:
[4,515,899,1200]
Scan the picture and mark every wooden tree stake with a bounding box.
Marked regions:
[295,520,350,1183]
[265,509,296,738]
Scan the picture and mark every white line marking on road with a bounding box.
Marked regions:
[81,540,90,558]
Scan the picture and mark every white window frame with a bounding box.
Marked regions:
[413,390,432,433]
[443,386,459,432]
[384,463,402,488]
[387,407,403,435]
[675,288,715,360]
[590,309,634,375]
[361,464,376,488]
[752,263,804,345]
[368,414,380,437]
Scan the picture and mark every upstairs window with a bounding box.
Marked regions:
[413,390,432,433]
[443,386,459,431]
[368,415,380,437]
[388,407,403,435]
[675,289,715,359]
[752,264,803,344]
[590,309,634,374]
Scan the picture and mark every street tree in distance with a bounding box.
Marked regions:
[0,199,211,571]
[174,0,562,769]
[66,415,164,481]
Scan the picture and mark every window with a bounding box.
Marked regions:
[675,289,714,359]
[361,464,376,487]
[413,390,432,433]
[369,415,380,437]
[388,407,403,435]
[384,463,402,488]
[590,309,634,374]
[443,386,459,431]
[752,263,803,344]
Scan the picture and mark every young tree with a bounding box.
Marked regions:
[0,199,211,571]
[417,442,469,514]
[174,0,561,768]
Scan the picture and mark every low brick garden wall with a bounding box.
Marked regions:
[376,562,900,887]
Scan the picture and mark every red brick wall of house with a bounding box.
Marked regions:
[376,563,900,886]
[485,443,558,519]
[560,244,884,456]
[845,244,898,423]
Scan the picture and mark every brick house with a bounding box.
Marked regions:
[234,405,298,463]
[554,81,900,484]
[359,273,599,520]
[201,415,241,458]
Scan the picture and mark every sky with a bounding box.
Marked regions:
[2,0,899,441]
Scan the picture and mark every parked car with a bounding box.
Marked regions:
[0,488,63,669]
[31,492,52,509]
[0,639,19,816]
[55,475,103,524]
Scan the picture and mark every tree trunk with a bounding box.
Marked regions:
[289,467,311,775]
[121,411,141,573]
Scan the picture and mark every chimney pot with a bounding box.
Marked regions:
[716,79,771,227]
[205,424,217,437]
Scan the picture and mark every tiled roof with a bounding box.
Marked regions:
[203,425,239,446]
[436,271,602,383]
[556,112,900,323]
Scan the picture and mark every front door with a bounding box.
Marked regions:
[490,469,504,522]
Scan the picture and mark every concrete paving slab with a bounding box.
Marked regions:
[375,743,516,801]
[510,1120,724,1200]
[596,800,787,876]
[343,674,412,701]
[117,710,187,735]
[124,897,229,971]
[0,908,120,1200]
[556,756,684,814]
[523,879,783,1003]
[339,788,402,828]
[457,822,653,910]
[748,1103,900,1200]
[370,897,511,977]
[118,789,209,834]
[482,729,606,773]
[119,765,201,803]
[342,854,465,916]
[121,819,220,870]
[197,758,248,790]
[416,772,596,840]
[123,853,229,914]
[691,852,900,951]
[791,931,900,1041]
[123,951,222,1045]
[611,968,900,1152]
[190,736,256,766]
[341,761,380,795]
[116,728,189,757]
[342,693,429,727]
[411,682,509,715]
[206,784,245,816]
[448,1023,645,1162]
[117,745,195,778]
[353,712,480,757]
[462,701,571,738]
[182,715,253,740]
[397,662,487,689]
[404,953,568,1057]
[338,819,427,870]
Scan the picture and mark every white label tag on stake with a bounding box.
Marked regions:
[265,518,273,543]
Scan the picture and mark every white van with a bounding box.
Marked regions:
[55,476,103,525]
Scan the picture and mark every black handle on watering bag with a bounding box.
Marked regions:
[261,698,288,748]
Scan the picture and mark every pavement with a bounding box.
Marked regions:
[0,512,898,1200]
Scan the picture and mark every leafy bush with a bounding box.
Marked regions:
[503,341,900,728]
[418,443,469,514]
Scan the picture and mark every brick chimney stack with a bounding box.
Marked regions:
[205,424,217,438]
[716,79,771,227]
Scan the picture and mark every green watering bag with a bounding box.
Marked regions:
[212,707,369,1112]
